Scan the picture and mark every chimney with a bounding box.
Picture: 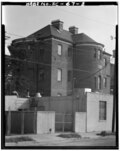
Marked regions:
[69,26,78,34]
[51,19,63,31]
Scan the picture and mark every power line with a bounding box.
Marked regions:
[53,7,116,27]
[6,32,24,38]
[5,55,109,81]
[77,62,109,82]
[5,56,91,73]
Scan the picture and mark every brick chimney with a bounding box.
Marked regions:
[69,26,78,34]
[51,20,63,31]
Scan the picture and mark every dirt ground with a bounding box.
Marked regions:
[4,132,117,148]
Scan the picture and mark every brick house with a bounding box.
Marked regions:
[8,20,111,97]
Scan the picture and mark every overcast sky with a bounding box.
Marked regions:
[2,4,117,55]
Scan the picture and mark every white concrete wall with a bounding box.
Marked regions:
[5,95,29,111]
[74,112,86,132]
[86,92,113,132]
[37,111,55,134]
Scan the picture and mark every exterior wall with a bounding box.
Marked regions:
[73,44,110,94]
[86,92,113,132]
[102,53,111,94]
[37,111,55,134]
[74,112,86,132]
[51,39,73,96]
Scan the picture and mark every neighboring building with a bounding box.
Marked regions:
[8,20,111,97]
[110,63,115,94]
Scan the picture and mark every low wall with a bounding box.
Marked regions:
[37,111,55,134]
[5,95,29,111]
[86,93,113,132]
[74,112,86,133]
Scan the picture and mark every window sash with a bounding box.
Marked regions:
[58,45,62,55]
[99,101,106,120]
[98,76,101,89]
[57,69,62,81]
[103,77,107,88]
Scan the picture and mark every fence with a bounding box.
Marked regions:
[5,111,36,135]
[5,111,73,135]
[55,113,73,132]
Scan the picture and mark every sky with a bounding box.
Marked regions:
[2,4,118,55]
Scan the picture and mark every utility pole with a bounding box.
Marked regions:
[112,25,118,133]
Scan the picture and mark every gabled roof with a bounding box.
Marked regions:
[72,33,104,47]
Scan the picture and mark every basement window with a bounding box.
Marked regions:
[99,101,107,120]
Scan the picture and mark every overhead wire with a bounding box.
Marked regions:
[5,55,109,81]
[52,6,116,27]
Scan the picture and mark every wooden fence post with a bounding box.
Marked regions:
[21,111,24,134]
[7,109,11,135]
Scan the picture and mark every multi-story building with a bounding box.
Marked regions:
[8,20,111,97]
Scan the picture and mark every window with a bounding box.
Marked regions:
[57,69,62,81]
[94,77,97,89]
[98,50,101,59]
[99,101,107,120]
[103,58,107,66]
[68,70,72,82]
[40,49,44,60]
[58,45,62,55]
[103,77,107,88]
[39,69,44,81]
[68,48,72,57]
[98,76,101,89]
[94,48,97,58]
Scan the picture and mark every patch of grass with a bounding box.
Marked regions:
[57,133,81,138]
[97,131,116,137]
[6,136,34,143]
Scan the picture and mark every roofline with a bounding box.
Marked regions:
[103,51,112,56]
[75,42,104,47]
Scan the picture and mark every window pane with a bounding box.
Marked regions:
[68,71,72,81]
[99,101,106,120]
[94,77,97,89]
[98,50,101,59]
[98,76,101,89]
[103,77,107,88]
[57,69,62,81]
[58,45,62,55]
